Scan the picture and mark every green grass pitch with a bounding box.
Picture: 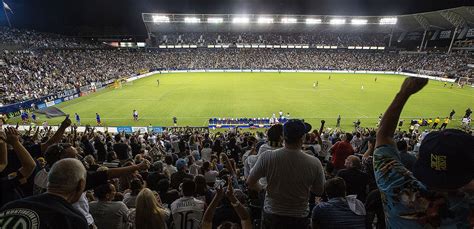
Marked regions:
[11,73,474,130]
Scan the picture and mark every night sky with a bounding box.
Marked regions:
[1,0,472,36]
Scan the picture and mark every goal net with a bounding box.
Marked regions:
[458,77,474,87]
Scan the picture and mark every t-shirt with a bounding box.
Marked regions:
[331,141,354,170]
[374,145,472,228]
[170,171,194,190]
[336,168,369,202]
[312,197,366,229]
[89,201,129,229]
[201,148,212,162]
[249,147,325,218]
[113,143,130,161]
[0,193,88,229]
[123,193,138,208]
[170,197,205,229]
[0,172,23,208]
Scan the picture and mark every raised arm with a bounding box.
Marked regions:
[0,130,7,173]
[376,77,428,148]
[5,127,36,183]
[202,187,224,229]
[106,160,150,179]
[226,177,252,229]
[41,117,71,153]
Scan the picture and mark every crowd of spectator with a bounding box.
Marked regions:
[156,32,389,47]
[0,77,472,229]
[0,26,106,49]
[1,48,472,106]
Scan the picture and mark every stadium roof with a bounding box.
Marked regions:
[142,6,474,34]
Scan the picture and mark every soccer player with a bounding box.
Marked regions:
[449,109,455,120]
[173,116,177,126]
[336,115,341,128]
[361,85,364,90]
[313,82,316,88]
[450,83,453,88]
[328,75,331,80]
[96,113,101,126]
[316,81,319,87]
[75,113,81,125]
[157,79,160,86]
[31,112,37,123]
[375,77,377,82]
[439,117,449,130]
[133,110,138,121]
[444,82,447,87]
[432,117,440,129]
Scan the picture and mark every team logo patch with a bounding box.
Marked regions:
[430,154,447,171]
[0,208,40,229]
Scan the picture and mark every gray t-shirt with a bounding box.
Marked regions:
[249,147,325,218]
[89,201,129,229]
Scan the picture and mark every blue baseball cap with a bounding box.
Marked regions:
[176,159,187,171]
[413,129,474,190]
[283,119,312,141]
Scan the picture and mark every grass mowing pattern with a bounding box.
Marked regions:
[11,73,474,130]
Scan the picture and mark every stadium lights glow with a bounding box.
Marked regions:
[351,19,368,25]
[232,17,250,24]
[379,17,397,25]
[257,17,274,24]
[305,18,322,24]
[281,18,297,24]
[152,15,170,23]
[184,17,201,23]
[207,17,223,24]
[330,18,346,25]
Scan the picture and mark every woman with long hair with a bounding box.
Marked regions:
[133,188,169,229]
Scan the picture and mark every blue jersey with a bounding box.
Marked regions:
[75,114,80,121]
[96,114,100,121]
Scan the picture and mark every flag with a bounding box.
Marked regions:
[3,1,12,13]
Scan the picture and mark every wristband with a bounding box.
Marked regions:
[231,201,240,207]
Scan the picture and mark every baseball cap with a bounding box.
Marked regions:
[283,119,312,141]
[176,159,187,171]
[413,129,474,190]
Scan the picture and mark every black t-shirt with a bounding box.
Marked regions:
[113,143,130,161]
[0,172,22,208]
[337,168,369,202]
[0,193,88,229]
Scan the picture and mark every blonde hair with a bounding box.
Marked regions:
[135,188,167,229]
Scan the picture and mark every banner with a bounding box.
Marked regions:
[116,126,133,133]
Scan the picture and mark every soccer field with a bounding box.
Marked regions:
[13,73,474,130]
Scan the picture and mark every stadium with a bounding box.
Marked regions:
[0,1,473,229]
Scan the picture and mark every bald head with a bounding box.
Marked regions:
[48,158,86,195]
[345,155,361,169]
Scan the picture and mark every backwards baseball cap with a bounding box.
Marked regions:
[176,159,188,171]
[283,119,312,141]
[413,129,474,190]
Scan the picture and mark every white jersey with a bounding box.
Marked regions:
[170,197,205,229]
[133,111,138,116]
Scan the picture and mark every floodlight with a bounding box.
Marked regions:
[379,17,397,25]
[184,17,200,23]
[207,17,223,24]
[305,18,322,24]
[351,19,368,25]
[329,18,346,25]
[233,17,250,24]
[258,17,274,24]
[152,15,170,23]
[281,18,297,24]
